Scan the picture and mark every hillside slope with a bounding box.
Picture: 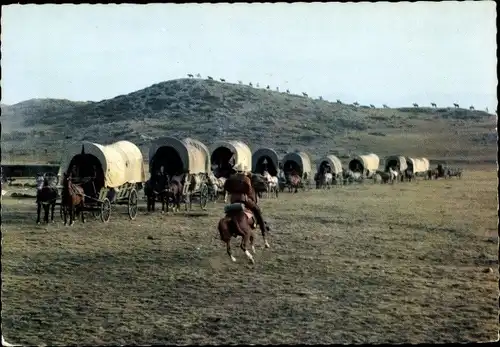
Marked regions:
[1,78,496,165]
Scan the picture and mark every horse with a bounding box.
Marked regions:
[144,172,169,213]
[375,170,391,184]
[167,174,184,212]
[286,172,301,193]
[207,172,227,202]
[61,172,86,226]
[343,170,363,184]
[262,170,279,198]
[446,168,463,179]
[217,173,270,264]
[388,167,399,184]
[35,173,58,224]
[321,172,333,189]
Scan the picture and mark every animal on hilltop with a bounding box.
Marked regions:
[413,103,419,108]
[61,172,86,226]
[35,173,59,224]
[453,103,459,108]
[431,102,437,108]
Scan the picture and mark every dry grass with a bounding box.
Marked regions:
[1,168,498,345]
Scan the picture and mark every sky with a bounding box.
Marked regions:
[1,2,497,111]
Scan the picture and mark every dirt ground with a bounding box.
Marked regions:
[1,168,498,345]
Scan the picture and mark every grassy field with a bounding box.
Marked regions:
[1,168,498,345]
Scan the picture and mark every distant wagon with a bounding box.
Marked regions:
[384,155,408,172]
[348,153,380,177]
[210,140,252,178]
[282,151,313,191]
[405,157,430,177]
[58,140,146,222]
[252,147,280,176]
[316,154,343,182]
[148,137,210,210]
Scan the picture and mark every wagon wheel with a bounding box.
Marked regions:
[100,198,111,223]
[128,189,138,220]
[199,184,209,210]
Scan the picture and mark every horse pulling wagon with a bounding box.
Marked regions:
[148,137,211,211]
[252,147,281,198]
[315,155,343,188]
[58,141,145,223]
[281,151,313,192]
[348,153,380,178]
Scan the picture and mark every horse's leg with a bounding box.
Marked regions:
[51,202,56,223]
[63,202,68,226]
[36,202,42,224]
[44,204,50,224]
[218,218,236,262]
[240,227,254,264]
[80,202,85,224]
[161,193,166,214]
[70,204,75,226]
[250,232,256,254]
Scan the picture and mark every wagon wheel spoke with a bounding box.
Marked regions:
[100,198,111,223]
[128,189,138,220]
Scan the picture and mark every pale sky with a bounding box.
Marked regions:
[1,2,497,111]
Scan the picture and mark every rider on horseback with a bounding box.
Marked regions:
[224,163,268,236]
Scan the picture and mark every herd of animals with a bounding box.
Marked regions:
[23,150,464,265]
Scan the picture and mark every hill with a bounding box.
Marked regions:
[1,78,497,165]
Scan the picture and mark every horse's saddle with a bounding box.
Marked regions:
[224,203,257,229]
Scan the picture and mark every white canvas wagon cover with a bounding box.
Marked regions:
[149,137,208,174]
[317,155,343,174]
[406,157,430,174]
[211,140,252,172]
[348,153,380,173]
[282,151,312,175]
[59,140,145,188]
[183,137,211,173]
[384,155,408,172]
[252,148,280,173]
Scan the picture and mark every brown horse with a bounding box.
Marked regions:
[287,173,301,193]
[166,177,184,212]
[217,173,270,264]
[35,174,58,224]
[61,172,86,226]
[145,173,169,213]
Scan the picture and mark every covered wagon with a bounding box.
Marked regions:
[405,157,430,176]
[210,140,252,178]
[148,136,210,210]
[348,153,380,177]
[252,147,280,176]
[315,155,343,188]
[282,151,313,191]
[58,140,146,222]
[384,155,408,172]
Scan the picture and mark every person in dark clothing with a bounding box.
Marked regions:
[224,166,268,237]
